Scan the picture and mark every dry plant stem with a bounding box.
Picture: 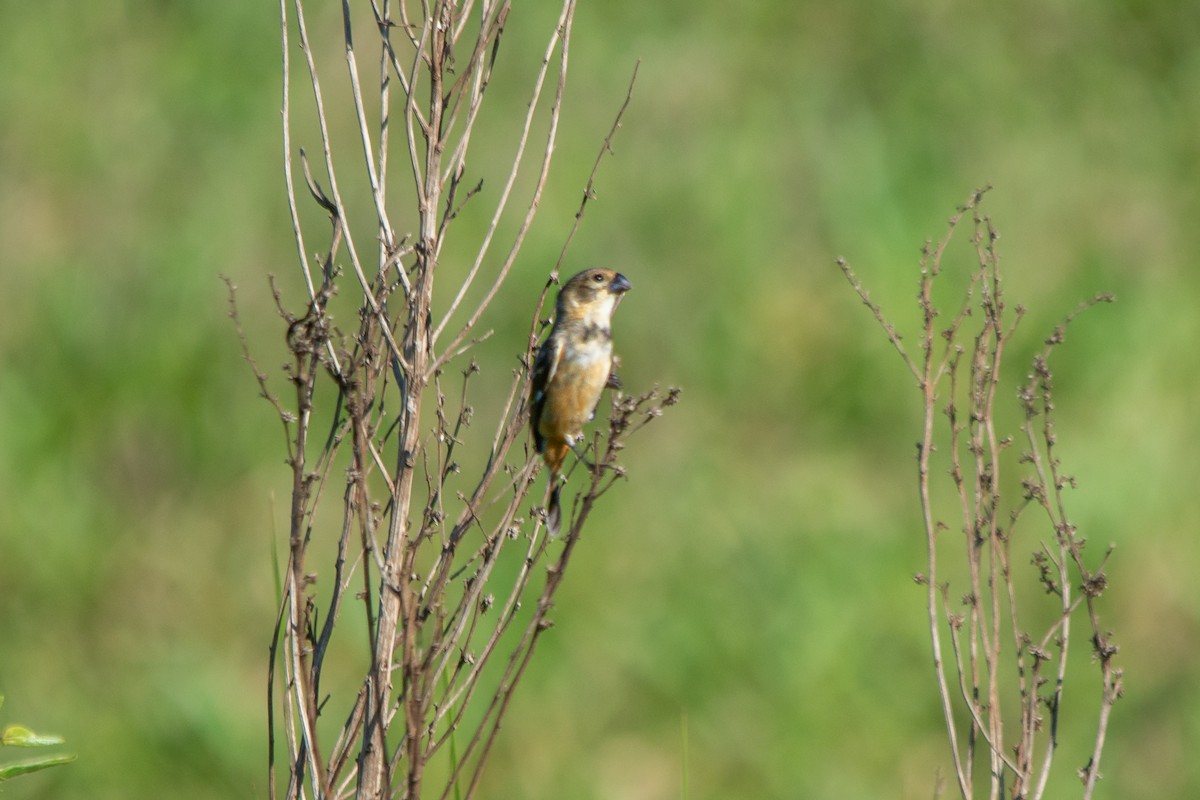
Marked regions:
[280,0,315,303]
[839,188,1118,800]
[916,234,973,800]
[258,2,675,798]
[373,0,391,225]
[340,0,396,254]
[838,193,978,800]
[293,0,407,374]
[230,276,299,800]
[1019,297,1119,800]
[968,215,1009,798]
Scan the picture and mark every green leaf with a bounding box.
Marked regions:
[3,725,66,747]
[0,753,76,781]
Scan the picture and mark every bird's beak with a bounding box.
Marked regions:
[609,273,632,294]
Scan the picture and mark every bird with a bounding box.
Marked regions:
[529,268,632,536]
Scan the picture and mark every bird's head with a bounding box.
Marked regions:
[555,268,632,325]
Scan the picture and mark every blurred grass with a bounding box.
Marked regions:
[2,0,1198,798]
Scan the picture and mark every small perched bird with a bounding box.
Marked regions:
[529,268,632,536]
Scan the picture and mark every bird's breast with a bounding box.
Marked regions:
[562,333,611,367]
[537,335,612,441]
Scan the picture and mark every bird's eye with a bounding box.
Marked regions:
[592,272,605,282]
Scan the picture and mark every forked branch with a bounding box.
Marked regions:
[840,189,1119,800]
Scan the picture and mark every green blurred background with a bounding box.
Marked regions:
[2,0,1198,797]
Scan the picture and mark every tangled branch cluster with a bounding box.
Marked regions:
[840,188,1121,800]
[226,2,675,798]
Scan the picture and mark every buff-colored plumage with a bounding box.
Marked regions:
[530,268,631,535]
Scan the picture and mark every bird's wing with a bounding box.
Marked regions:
[529,334,564,453]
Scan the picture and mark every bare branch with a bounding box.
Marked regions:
[843,190,1119,799]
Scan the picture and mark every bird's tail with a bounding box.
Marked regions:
[541,442,569,538]
[546,480,562,538]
